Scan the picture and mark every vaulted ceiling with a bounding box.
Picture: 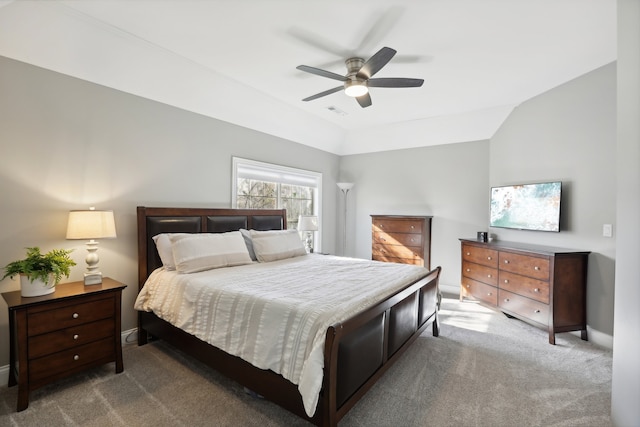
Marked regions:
[0,0,616,155]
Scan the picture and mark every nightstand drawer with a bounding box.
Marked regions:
[27,297,114,336]
[29,318,115,359]
[29,337,115,382]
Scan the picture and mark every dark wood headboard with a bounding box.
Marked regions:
[137,207,287,290]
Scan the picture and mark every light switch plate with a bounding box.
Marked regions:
[603,224,613,237]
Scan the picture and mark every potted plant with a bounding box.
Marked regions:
[2,247,76,297]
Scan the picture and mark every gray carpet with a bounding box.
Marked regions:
[0,297,612,427]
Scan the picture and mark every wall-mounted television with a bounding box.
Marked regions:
[490,181,562,232]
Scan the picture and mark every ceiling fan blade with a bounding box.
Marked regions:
[367,78,424,88]
[302,86,343,102]
[296,65,347,82]
[357,47,396,79]
[356,92,372,108]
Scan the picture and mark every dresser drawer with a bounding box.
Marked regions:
[28,318,115,359]
[499,271,550,304]
[372,255,424,265]
[373,231,422,247]
[462,244,498,268]
[29,337,115,382]
[372,244,423,261]
[499,252,550,280]
[498,289,549,325]
[372,218,423,233]
[461,277,498,306]
[462,261,498,287]
[28,297,114,336]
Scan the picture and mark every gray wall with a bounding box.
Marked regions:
[611,0,640,424]
[490,62,617,341]
[340,63,617,346]
[339,140,490,294]
[0,56,341,367]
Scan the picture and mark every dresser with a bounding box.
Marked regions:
[2,277,126,411]
[460,239,589,344]
[371,215,432,268]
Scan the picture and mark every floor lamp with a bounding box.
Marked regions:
[337,182,354,256]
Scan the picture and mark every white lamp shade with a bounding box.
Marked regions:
[337,182,355,191]
[66,210,117,240]
[298,215,318,232]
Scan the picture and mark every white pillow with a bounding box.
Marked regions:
[152,233,190,270]
[169,231,253,273]
[249,229,306,262]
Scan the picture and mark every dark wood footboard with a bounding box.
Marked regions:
[136,206,441,426]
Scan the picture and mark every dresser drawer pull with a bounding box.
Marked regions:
[466,268,470,272]
[487,292,492,296]
[73,355,80,361]
[504,298,510,302]
[503,279,509,284]
[73,334,79,340]
[534,266,540,271]
[410,225,415,229]
[410,238,415,242]
[466,284,470,288]
[504,260,510,264]
[534,309,541,314]
[466,252,470,256]
[487,274,492,278]
[487,256,492,260]
[72,313,79,319]
[533,288,540,293]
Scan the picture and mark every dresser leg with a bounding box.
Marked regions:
[548,332,556,345]
[581,329,588,341]
[17,386,29,412]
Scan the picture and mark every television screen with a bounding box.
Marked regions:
[490,181,562,232]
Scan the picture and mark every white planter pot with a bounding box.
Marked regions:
[20,274,56,297]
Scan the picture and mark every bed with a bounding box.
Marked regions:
[136,206,441,426]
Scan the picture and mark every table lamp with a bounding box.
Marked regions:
[298,215,318,253]
[66,208,117,285]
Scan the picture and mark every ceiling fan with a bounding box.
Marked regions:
[296,46,424,108]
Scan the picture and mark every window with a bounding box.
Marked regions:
[232,157,322,249]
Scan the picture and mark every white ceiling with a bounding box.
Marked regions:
[0,0,616,155]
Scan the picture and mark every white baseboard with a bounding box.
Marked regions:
[0,328,137,387]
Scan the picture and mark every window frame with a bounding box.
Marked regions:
[231,157,322,251]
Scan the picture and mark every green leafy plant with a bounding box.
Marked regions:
[2,247,76,285]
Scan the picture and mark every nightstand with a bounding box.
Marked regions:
[1,277,126,411]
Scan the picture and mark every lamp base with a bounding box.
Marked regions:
[84,273,103,286]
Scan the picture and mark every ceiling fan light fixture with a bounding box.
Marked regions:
[344,81,368,97]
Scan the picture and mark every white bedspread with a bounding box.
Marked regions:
[134,254,428,416]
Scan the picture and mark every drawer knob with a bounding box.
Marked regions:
[410,238,415,242]
[72,313,79,319]
[504,260,510,264]
[466,284,470,288]
[487,256,492,260]
[504,279,509,284]
[73,355,80,361]
[534,288,540,293]
[410,225,415,229]
[534,309,541,314]
[466,252,470,256]
[487,292,492,296]
[466,268,470,272]
[504,298,510,302]
[534,266,540,271]
[487,274,492,278]
[73,334,79,340]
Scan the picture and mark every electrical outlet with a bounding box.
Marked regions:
[603,224,613,237]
